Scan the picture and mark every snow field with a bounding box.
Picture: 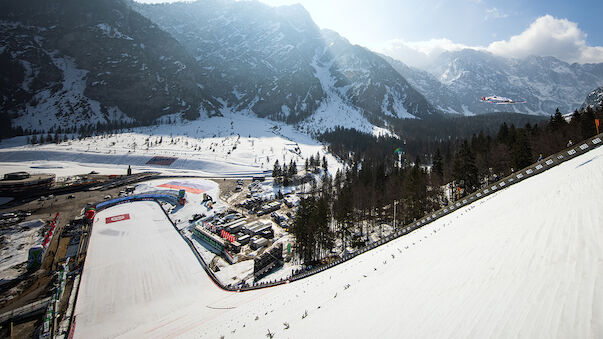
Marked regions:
[0,110,343,178]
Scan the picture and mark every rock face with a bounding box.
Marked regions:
[0,0,219,132]
[134,0,439,127]
[385,49,603,116]
[581,86,603,110]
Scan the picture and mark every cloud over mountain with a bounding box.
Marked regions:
[380,15,603,68]
[487,15,603,64]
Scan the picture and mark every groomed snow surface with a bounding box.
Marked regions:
[74,145,603,338]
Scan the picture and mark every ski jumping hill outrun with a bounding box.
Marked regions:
[74,139,603,338]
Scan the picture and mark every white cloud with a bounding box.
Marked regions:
[380,38,479,68]
[486,15,603,64]
[379,15,603,68]
[484,7,508,20]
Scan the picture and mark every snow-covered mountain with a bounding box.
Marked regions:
[581,86,603,110]
[0,0,220,132]
[382,55,468,114]
[386,49,603,116]
[1,0,442,135]
[133,0,439,129]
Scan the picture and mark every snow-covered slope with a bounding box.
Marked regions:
[73,135,603,337]
[581,86,603,110]
[386,49,603,115]
[0,109,342,177]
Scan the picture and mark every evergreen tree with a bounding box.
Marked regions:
[403,165,427,220]
[507,124,517,147]
[333,169,342,194]
[272,160,281,182]
[288,160,297,179]
[511,130,533,169]
[282,163,290,186]
[432,148,443,179]
[314,197,333,258]
[581,106,597,139]
[291,197,333,263]
[453,140,479,192]
[333,185,354,249]
[550,108,567,132]
[497,122,509,144]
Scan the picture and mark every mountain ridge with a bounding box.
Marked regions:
[133,0,440,128]
[0,0,220,133]
[384,49,603,116]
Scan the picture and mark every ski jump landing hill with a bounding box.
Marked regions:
[73,134,603,338]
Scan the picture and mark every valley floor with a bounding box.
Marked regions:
[0,111,343,178]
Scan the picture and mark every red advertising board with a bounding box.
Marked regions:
[106,213,130,224]
[220,229,235,243]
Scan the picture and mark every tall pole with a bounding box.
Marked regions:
[393,200,397,229]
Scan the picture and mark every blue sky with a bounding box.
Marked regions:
[257,0,602,45]
[136,0,603,67]
[256,0,603,66]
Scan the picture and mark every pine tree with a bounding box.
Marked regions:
[581,106,597,139]
[453,140,479,192]
[403,165,427,220]
[333,185,354,250]
[432,148,443,179]
[511,130,533,169]
[282,163,289,186]
[497,122,509,144]
[292,198,318,263]
[288,160,296,179]
[550,108,567,132]
[272,160,281,183]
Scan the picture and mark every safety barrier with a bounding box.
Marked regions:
[95,193,179,212]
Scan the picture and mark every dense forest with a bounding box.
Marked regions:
[293,106,602,264]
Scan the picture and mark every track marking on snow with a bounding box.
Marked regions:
[206,306,237,310]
